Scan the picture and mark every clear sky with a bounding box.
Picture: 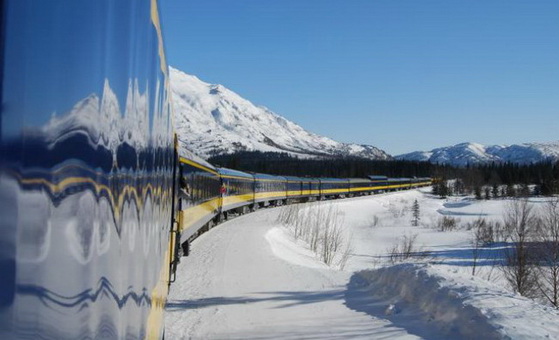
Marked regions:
[160,0,559,155]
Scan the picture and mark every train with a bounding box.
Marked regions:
[175,149,431,257]
[0,1,430,339]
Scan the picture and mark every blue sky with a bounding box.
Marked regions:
[161,0,559,155]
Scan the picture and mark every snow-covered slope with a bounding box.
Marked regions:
[397,141,559,166]
[170,67,390,160]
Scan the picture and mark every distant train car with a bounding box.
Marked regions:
[387,178,412,191]
[253,173,287,207]
[285,176,305,201]
[413,177,432,188]
[218,168,255,215]
[0,0,175,338]
[302,177,321,200]
[319,178,350,199]
[348,178,374,196]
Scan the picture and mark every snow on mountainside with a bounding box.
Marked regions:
[170,67,390,160]
[396,141,559,166]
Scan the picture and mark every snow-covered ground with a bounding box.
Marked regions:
[165,189,559,339]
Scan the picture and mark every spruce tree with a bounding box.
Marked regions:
[412,199,420,227]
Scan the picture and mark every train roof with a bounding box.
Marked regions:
[253,172,286,181]
[349,178,372,183]
[217,167,254,179]
[368,175,388,180]
[177,141,217,172]
[319,177,348,183]
[387,177,411,182]
[284,175,305,182]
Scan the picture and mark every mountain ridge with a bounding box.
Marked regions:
[170,67,391,160]
[396,141,559,166]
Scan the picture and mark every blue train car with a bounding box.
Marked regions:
[302,177,321,200]
[319,178,350,199]
[253,173,287,206]
[0,1,175,339]
[348,178,374,196]
[218,168,255,214]
[387,178,412,191]
[178,146,221,241]
[285,176,304,200]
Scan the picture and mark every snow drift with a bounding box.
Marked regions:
[349,264,559,339]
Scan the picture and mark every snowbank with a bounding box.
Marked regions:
[350,264,559,339]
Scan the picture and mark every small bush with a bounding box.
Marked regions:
[387,234,430,264]
[437,216,459,232]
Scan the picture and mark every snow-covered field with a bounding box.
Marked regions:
[165,189,559,339]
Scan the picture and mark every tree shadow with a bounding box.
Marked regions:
[436,209,490,217]
[428,244,507,267]
[166,289,346,311]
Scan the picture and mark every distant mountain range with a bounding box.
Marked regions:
[396,142,559,166]
[170,67,390,160]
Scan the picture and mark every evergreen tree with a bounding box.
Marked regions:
[484,187,491,200]
[506,183,516,198]
[492,183,500,199]
[474,186,482,200]
[412,199,420,227]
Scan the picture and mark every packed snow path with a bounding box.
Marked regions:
[165,206,427,339]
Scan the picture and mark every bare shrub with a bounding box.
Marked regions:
[279,202,353,268]
[436,216,459,232]
[469,217,495,276]
[502,199,539,298]
[372,215,380,227]
[388,201,407,218]
[468,217,496,246]
[387,233,430,264]
[336,239,353,270]
[535,198,559,307]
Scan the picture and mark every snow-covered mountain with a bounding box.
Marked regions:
[396,141,559,166]
[170,67,390,160]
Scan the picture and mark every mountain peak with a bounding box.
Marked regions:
[170,67,390,160]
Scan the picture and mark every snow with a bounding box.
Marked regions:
[170,66,390,160]
[397,141,559,166]
[165,190,559,339]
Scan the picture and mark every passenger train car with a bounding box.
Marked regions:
[0,1,431,339]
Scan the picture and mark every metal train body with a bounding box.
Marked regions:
[0,1,431,338]
[1,0,175,339]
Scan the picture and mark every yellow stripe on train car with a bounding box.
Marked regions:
[222,194,254,207]
[320,188,349,194]
[179,198,221,233]
[254,191,286,199]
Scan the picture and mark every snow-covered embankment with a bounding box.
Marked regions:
[349,264,559,339]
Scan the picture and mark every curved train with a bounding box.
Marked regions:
[0,1,430,339]
[176,148,430,257]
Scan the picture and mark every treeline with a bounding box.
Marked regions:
[209,151,442,178]
[209,151,559,196]
[434,161,559,196]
